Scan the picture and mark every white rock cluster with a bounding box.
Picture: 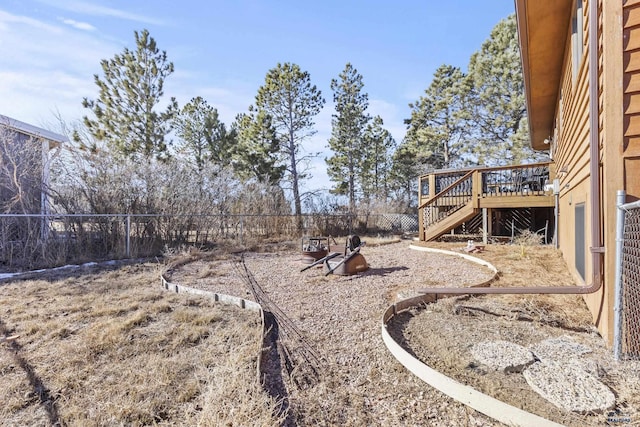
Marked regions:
[523,359,615,413]
[471,340,535,373]
[471,335,616,413]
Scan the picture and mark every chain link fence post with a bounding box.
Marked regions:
[616,192,640,360]
[125,214,131,258]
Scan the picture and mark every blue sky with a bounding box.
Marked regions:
[0,0,515,192]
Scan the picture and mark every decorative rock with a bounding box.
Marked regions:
[566,357,600,377]
[530,335,601,376]
[471,340,535,373]
[530,335,591,361]
[523,360,615,413]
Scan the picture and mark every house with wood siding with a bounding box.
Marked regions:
[418,1,635,346]
[515,0,633,345]
[0,114,67,214]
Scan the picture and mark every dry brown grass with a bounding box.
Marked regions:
[2,239,635,426]
[403,241,640,426]
[418,241,595,329]
[0,263,284,426]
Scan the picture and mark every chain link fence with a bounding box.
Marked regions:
[618,203,640,360]
[0,213,417,271]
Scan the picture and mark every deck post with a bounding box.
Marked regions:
[419,206,424,241]
[482,208,488,244]
[429,174,436,199]
[472,170,482,209]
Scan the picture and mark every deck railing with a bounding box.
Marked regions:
[418,162,554,238]
[419,162,553,203]
[481,164,550,197]
[419,170,474,229]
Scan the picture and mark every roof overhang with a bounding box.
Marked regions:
[0,114,68,149]
[515,0,573,150]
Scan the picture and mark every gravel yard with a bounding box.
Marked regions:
[168,241,499,426]
[166,240,640,426]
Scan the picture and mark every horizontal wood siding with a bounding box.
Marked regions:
[625,0,640,202]
[552,1,609,336]
[555,1,591,200]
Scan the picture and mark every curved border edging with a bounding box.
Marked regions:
[381,247,562,427]
[409,244,498,287]
[381,312,562,427]
[160,275,265,382]
[161,275,262,312]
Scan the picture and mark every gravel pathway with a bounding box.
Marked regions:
[168,242,501,426]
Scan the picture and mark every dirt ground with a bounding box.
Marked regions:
[166,238,640,426]
[3,238,639,426]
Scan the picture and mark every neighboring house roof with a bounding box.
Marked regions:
[0,113,68,149]
[515,0,573,150]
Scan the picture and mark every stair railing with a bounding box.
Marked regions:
[419,170,474,231]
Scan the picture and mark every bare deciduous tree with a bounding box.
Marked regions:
[0,125,46,214]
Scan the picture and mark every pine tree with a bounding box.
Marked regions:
[173,96,233,172]
[255,62,325,221]
[389,141,421,210]
[81,29,178,161]
[233,108,285,185]
[361,115,395,202]
[326,63,370,213]
[389,14,540,209]
[404,64,471,171]
[465,14,543,165]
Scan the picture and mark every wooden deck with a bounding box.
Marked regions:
[418,162,555,241]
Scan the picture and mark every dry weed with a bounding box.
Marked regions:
[512,229,545,246]
[0,263,282,426]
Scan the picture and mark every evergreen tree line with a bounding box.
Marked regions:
[394,14,547,202]
[57,14,544,218]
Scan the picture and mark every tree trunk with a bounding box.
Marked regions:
[349,140,355,215]
[288,130,303,232]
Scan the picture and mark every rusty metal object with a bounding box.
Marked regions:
[323,235,369,276]
[301,252,340,272]
[324,250,368,276]
[301,237,331,264]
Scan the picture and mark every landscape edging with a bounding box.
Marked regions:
[408,244,498,287]
[381,245,562,427]
[160,275,265,382]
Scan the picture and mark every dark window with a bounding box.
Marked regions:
[575,203,585,280]
[572,0,584,81]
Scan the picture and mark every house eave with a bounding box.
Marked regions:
[515,0,573,151]
[0,114,68,149]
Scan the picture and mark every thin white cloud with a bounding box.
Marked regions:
[0,9,63,33]
[60,17,96,31]
[0,9,111,66]
[0,9,119,124]
[36,0,164,26]
[0,70,89,127]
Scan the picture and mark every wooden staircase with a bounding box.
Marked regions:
[422,201,478,241]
